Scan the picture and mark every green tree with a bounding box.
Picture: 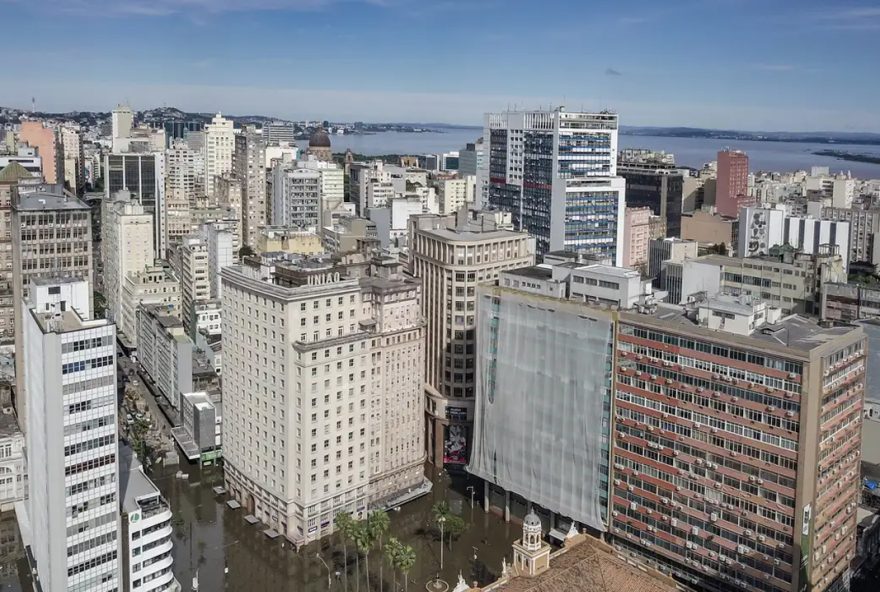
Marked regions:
[352,521,374,592]
[445,514,468,550]
[335,512,354,590]
[384,537,403,590]
[239,244,255,258]
[368,511,391,592]
[396,544,416,592]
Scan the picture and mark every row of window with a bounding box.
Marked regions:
[62,355,114,375]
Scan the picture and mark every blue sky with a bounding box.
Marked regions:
[1,0,879,131]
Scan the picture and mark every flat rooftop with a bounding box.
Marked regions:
[504,265,554,281]
[15,186,89,211]
[119,445,160,514]
[31,308,107,335]
[573,264,640,279]
[630,303,859,353]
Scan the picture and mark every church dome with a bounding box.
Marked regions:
[309,127,331,148]
[523,512,541,529]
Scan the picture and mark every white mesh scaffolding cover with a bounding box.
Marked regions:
[468,292,612,532]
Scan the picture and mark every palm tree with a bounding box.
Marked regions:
[352,521,374,591]
[396,544,416,592]
[368,511,391,592]
[384,537,403,591]
[335,512,354,590]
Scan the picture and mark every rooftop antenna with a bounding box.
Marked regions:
[31,97,35,113]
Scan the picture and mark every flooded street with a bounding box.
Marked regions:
[151,462,519,592]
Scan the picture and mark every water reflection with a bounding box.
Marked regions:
[153,462,517,591]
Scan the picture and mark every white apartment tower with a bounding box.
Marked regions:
[233,125,266,248]
[101,192,154,328]
[23,278,121,592]
[164,140,204,249]
[483,108,625,262]
[408,211,535,466]
[203,113,234,202]
[221,254,427,543]
[271,166,322,229]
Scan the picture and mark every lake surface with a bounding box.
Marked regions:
[306,129,880,179]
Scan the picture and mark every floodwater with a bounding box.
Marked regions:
[151,462,519,592]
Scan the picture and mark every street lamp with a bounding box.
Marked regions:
[438,516,447,571]
[466,486,475,510]
[316,552,332,590]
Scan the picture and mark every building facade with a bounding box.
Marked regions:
[101,193,154,325]
[716,149,752,218]
[738,207,850,269]
[23,279,121,592]
[173,236,210,340]
[821,207,880,266]
[233,125,267,248]
[611,298,865,592]
[221,254,428,543]
[203,113,234,201]
[408,211,535,465]
[19,120,63,184]
[618,161,685,237]
[119,262,180,347]
[484,108,625,262]
[623,206,653,271]
[136,303,193,410]
[12,186,93,424]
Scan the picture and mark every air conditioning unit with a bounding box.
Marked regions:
[630,501,638,511]
[710,513,718,522]
[686,541,696,550]
[612,510,619,517]
[661,497,669,505]
[767,405,776,412]
[671,518,678,527]
[692,526,700,536]
[758,535,766,543]
[745,530,753,537]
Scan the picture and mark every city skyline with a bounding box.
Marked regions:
[1,0,879,131]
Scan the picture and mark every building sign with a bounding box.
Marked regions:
[446,406,468,421]
[129,510,141,524]
[799,504,812,592]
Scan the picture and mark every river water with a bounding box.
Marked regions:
[153,461,519,592]
[308,129,880,179]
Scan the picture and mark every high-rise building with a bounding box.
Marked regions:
[484,108,625,261]
[716,149,751,218]
[111,104,134,152]
[12,186,93,425]
[618,159,685,237]
[611,296,865,592]
[221,253,428,543]
[272,165,321,228]
[60,125,85,193]
[203,113,234,201]
[233,125,266,248]
[173,236,210,340]
[0,163,37,343]
[263,121,297,145]
[19,120,63,185]
[408,210,535,465]
[164,140,204,249]
[104,152,165,257]
[22,278,121,592]
[101,192,154,326]
[297,158,345,228]
[821,207,880,267]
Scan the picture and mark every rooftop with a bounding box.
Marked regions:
[627,303,860,354]
[119,445,161,514]
[14,185,89,211]
[31,308,107,335]
[503,265,554,281]
[492,535,677,592]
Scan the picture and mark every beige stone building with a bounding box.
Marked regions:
[221,252,427,543]
[120,261,180,347]
[101,191,154,325]
[681,209,737,248]
[622,206,652,271]
[408,210,534,466]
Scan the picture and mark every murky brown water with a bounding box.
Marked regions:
[152,462,519,592]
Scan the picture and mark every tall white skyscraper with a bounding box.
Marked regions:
[233,125,266,248]
[203,113,234,202]
[483,108,625,263]
[111,104,134,152]
[23,278,121,592]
